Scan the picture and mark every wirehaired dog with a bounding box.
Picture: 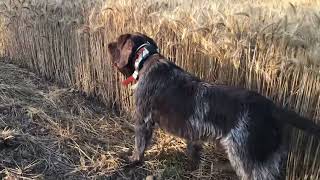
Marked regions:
[108,33,320,180]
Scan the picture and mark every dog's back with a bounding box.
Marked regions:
[136,58,288,180]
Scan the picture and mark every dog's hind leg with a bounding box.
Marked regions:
[130,113,155,163]
[222,140,252,180]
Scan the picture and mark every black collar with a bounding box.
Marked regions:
[132,42,159,79]
[134,42,159,71]
[122,42,159,86]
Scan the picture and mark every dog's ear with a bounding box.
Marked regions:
[117,34,134,69]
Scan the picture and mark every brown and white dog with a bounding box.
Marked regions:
[108,33,320,180]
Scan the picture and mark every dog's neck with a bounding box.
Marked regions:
[122,42,159,87]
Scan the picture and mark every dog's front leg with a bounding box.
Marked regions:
[186,140,203,169]
[129,113,154,163]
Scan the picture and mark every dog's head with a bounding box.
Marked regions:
[108,33,158,77]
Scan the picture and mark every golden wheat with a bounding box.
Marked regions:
[0,0,320,179]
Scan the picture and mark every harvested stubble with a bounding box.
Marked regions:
[0,59,235,179]
[0,0,320,179]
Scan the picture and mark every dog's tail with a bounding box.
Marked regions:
[272,106,320,137]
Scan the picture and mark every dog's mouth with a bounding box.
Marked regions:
[118,66,133,78]
[108,42,135,77]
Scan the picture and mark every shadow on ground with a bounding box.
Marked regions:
[0,59,237,179]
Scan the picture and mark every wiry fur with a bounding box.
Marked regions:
[134,61,288,180]
[108,33,320,180]
[221,112,287,180]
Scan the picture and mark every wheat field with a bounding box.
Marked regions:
[0,0,320,179]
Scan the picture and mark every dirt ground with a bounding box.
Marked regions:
[0,59,237,179]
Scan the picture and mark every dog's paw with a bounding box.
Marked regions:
[121,154,143,168]
[128,153,142,163]
[118,148,132,161]
[119,151,144,168]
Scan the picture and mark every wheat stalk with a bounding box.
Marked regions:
[0,0,320,179]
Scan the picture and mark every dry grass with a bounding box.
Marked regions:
[0,59,237,179]
[0,15,5,57]
[0,0,320,179]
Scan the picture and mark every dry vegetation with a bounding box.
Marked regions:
[0,15,5,57]
[0,0,320,179]
[0,59,236,179]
